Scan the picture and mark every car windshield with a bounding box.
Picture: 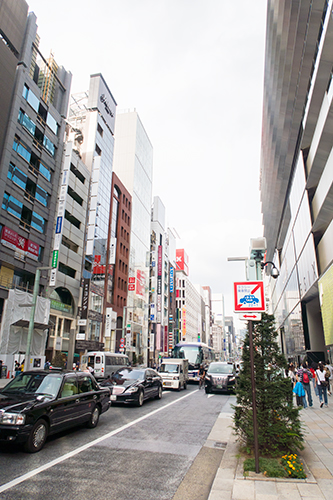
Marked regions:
[1,372,48,394]
[160,364,179,373]
[208,364,234,375]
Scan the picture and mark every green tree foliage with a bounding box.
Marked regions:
[52,351,65,368]
[233,313,304,456]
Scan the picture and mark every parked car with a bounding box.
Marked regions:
[204,362,236,394]
[0,370,111,453]
[102,367,163,406]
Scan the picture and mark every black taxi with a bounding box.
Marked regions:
[0,370,111,452]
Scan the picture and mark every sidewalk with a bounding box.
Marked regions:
[207,394,333,500]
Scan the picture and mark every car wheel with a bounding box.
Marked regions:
[136,390,144,406]
[87,405,100,428]
[156,385,162,399]
[24,419,48,453]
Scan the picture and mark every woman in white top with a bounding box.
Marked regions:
[315,362,328,408]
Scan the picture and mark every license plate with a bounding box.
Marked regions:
[110,395,117,401]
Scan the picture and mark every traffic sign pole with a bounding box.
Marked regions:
[249,319,259,474]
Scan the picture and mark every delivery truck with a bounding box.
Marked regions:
[159,358,189,390]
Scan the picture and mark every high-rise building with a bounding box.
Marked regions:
[113,110,153,364]
[67,74,117,355]
[46,137,90,364]
[0,2,72,372]
[260,0,333,363]
[175,250,203,343]
[149,197,176,361]
[211,293,226,359]
[103,172,132,353]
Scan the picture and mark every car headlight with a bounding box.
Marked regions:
[0,412,26,425]
[126,386,139,393]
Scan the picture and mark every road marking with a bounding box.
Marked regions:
[207,394,215,398]
[0,390,198,493]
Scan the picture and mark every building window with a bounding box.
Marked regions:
[62,235,79,253]
[2,192,22,219]
[8,163,27,190]
[31,210,46,233]
[46,113,58,135]
[70,163,85,184]
[22,84,39,113]
[68,186,83,206]
[97,123,103,137]
[35,184,49,207]
[65,210,81,229]
[43,135,55,156]
[95,144,102,156]
[39,161,51,182]
[58,262,76,279]
[18,109,36,136]
[13,136,31,163]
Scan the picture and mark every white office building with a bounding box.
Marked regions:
[113,109,153,364]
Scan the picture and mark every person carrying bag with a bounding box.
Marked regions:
[315,362,328,408]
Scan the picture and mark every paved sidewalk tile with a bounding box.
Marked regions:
[232,480,255,500]
[297,482,326,497]
[316,479,333,500]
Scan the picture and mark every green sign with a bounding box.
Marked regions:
[52,250,58,268]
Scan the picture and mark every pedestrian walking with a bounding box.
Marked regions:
[287,363,296,388]
[293,379,306,407]
[315,362,329,408]
[296,362,313,408]
[310,362,319,396]
[15,361,21,377]
[325,362,332,395]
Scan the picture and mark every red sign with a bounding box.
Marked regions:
[136,269,145,298]
[1,226,18,249]
[234,281,265,312]
[128,284,135,291]
[128,277,135,284]
[1,226,39,261]
[176,249,189,276]
[26,239,39,260]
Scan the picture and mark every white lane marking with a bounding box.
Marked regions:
[0,390,198,493]
[207,394,215,398]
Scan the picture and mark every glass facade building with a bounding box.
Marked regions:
[260,0,333,364]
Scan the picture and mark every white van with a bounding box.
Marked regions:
[81,352,130,380]
[160,358,189,390]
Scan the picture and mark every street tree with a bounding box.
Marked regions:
[233,313,304,456]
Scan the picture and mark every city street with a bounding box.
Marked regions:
[0,385,231,500]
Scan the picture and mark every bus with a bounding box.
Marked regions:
[80,352,130,380]
[172,342,215,382]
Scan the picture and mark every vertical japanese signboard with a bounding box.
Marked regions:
[49,145,70,286]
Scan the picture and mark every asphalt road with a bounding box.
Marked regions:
[0,385,232,500]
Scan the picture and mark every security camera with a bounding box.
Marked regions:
[271,267,279,279]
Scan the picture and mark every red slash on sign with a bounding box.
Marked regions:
[251,284,261,294]
[233,281,265,313]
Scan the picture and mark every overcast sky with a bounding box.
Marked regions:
[27,0,267,330]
